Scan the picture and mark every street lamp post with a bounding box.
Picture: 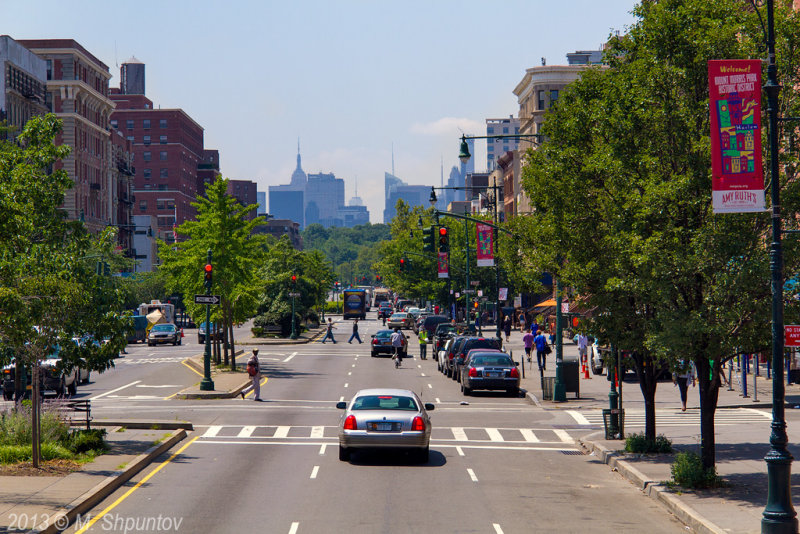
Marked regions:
[200,249,215,391]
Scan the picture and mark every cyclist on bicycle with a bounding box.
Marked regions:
[390,328,404,367]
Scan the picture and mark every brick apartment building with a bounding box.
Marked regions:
[226,179,258,221]
[109,59,207,244]
[17,39,120,234]
[0,36,48,139]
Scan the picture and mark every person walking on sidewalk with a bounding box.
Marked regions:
[322,318,337,344]
[534,330,550,371]
[523,329,535,362]
[418,329,427,360]
[673,360,696,411]
[241,348,262,401]
[518,312,527,333]
[348,319,362,344]
[503,315,512,342]
[577,333,591,379]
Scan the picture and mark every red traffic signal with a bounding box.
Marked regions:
[204,264,212,273]
[291,274,297,283]
[203,263,213,287]
[439,227,447,236]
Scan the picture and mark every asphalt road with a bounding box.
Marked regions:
[61,318,689,534]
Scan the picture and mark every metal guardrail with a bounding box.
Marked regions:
[46,398,92,430]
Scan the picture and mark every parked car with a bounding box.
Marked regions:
[336,388,435,463]
[198,322,223,344]
[440,336,468,377]
[2,354,79,399]
[423,316,452,342]
[452,337,504,382]
[459,351,520,396]
[433,323,457,355]
[370,329,407,358]
[148,323,182,346]
[387,312,413,330]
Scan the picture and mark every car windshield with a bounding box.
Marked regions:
[471,356,513,366]
[152,325,175,332]
[352,395,418,411]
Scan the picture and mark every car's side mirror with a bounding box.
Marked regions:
[336,401,347,409]
[424,403,435,411]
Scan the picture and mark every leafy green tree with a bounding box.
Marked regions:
[158,177,267,369]
[518,0,800,470]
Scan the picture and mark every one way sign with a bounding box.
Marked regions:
[194,294,221,305]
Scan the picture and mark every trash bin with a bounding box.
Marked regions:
[562,359,580,398]
[602,408,625,440]
[541,376,555,400]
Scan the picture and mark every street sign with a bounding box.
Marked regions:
[470,280,480,286]
[477,290,483,297]
[561,301,570,313]
[786,325,800,347]
[288,292,302,298]
[194,294,221,305]
[463,289,476,294]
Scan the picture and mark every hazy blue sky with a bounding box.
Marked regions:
[4,0,638,222]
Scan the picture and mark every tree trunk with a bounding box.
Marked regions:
[696,356,720,470]
[634,353,659,442]
[222,318,229,366]
[228,310,236,372]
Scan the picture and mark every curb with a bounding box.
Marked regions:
[579,437,726,534]
[34,427,189,534]
[90,420,193,430]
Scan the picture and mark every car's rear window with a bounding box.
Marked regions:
[464,339,500,351]
[152,325,175,332]
[352,395,418,411]
[391,313,407,318]
[375,331,392,339]
[471,356,513,366]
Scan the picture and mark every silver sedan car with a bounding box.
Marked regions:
[336,388,434,463]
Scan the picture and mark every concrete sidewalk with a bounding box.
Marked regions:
[495,331,800,534]
[0,425,189,534]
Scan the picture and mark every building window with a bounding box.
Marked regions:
[126,119,134,130]
[159,135,167,144]
[139,200,147,210]
[110,119,118,129]
[537,90,545,110]
[160,168,168,178]
[515,127,519,134]
[550,90,559,103]
[159,119,167,128]
[503,145,509,152]
[156,198,176,210]
[159,151,167,161]
[46,60,52,80]
[143,168,151,178]
[143,152,151,162]
[487,127,494,134]
[126,136,134,142]
[143,119,151,129]
[143,135,151,145]
[487,145,494,153]
[503,127,509,134]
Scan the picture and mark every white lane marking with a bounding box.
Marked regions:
[348,372,352,376]
[237,426,256,438]
[310,465,319,479]
[421,373,426,377]
[90,380,141,400]
[283,352,297,363]
[467,468,478,482]
[427,384,432,389]
[344,383,349,388]
[289,522,299,534]
[493,524,505,534]
[339,396,345,402]
[554,429,574,443]
[202,426,223,438]
[417,365,422,369]
[135,384,182,388]
[486,428,504,442]
[310,426,324,438]
[520,429,539,443]
[566,410,591,425]
[319,444,327,455]
[193,441,579,452]
[435,398,441,404]
[452,427,468,441]
[456,446,465,456]
[352,364,356,368]
[273,426,290,438]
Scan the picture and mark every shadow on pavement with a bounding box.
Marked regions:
[346,449,446,467]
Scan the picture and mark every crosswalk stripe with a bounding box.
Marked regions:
[554,429,573,444]
[520,429,539,443]
[203,425,223,438]
[238,426,256,438]
[273,426,290,438]
[566,410,590,425]
[310,426,324,438]
[452,427,468,441]
[486,428,504,442]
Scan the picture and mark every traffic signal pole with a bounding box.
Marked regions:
[200,249,214,391]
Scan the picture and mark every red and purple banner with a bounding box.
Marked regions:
[437,252,449,279]
[476,222,494,267]
[708,59,764,213]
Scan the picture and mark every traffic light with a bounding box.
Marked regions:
[438,227,449,253]
[473,300,479,309]
[291,274,297,285]
[204,263,213,290]
[399,258,406,272]
[422,226,435,253]
[376,275,382,284]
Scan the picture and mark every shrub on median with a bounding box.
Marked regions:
[671,451,722,489]
[624,432,673,454]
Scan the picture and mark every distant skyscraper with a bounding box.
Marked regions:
[269,144,306,227]
[305,172,344,227]
[383,171,430,222]
[257,192,267,215]
[486,116,520,171]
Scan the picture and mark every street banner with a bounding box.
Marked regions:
[785,325,800,347]
[476,222,495,266]
[498,287,508,301]
[514,295,522,308]
[437,252,449,278]
[708,59,765,213]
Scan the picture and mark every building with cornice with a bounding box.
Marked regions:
[17,39,116,234]
[0,36,48,140]
[269,145,306,227]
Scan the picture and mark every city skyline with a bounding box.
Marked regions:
[4,0,638,223]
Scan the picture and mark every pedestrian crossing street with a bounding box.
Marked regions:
[197,424,576,445]
[567,407,772,427]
